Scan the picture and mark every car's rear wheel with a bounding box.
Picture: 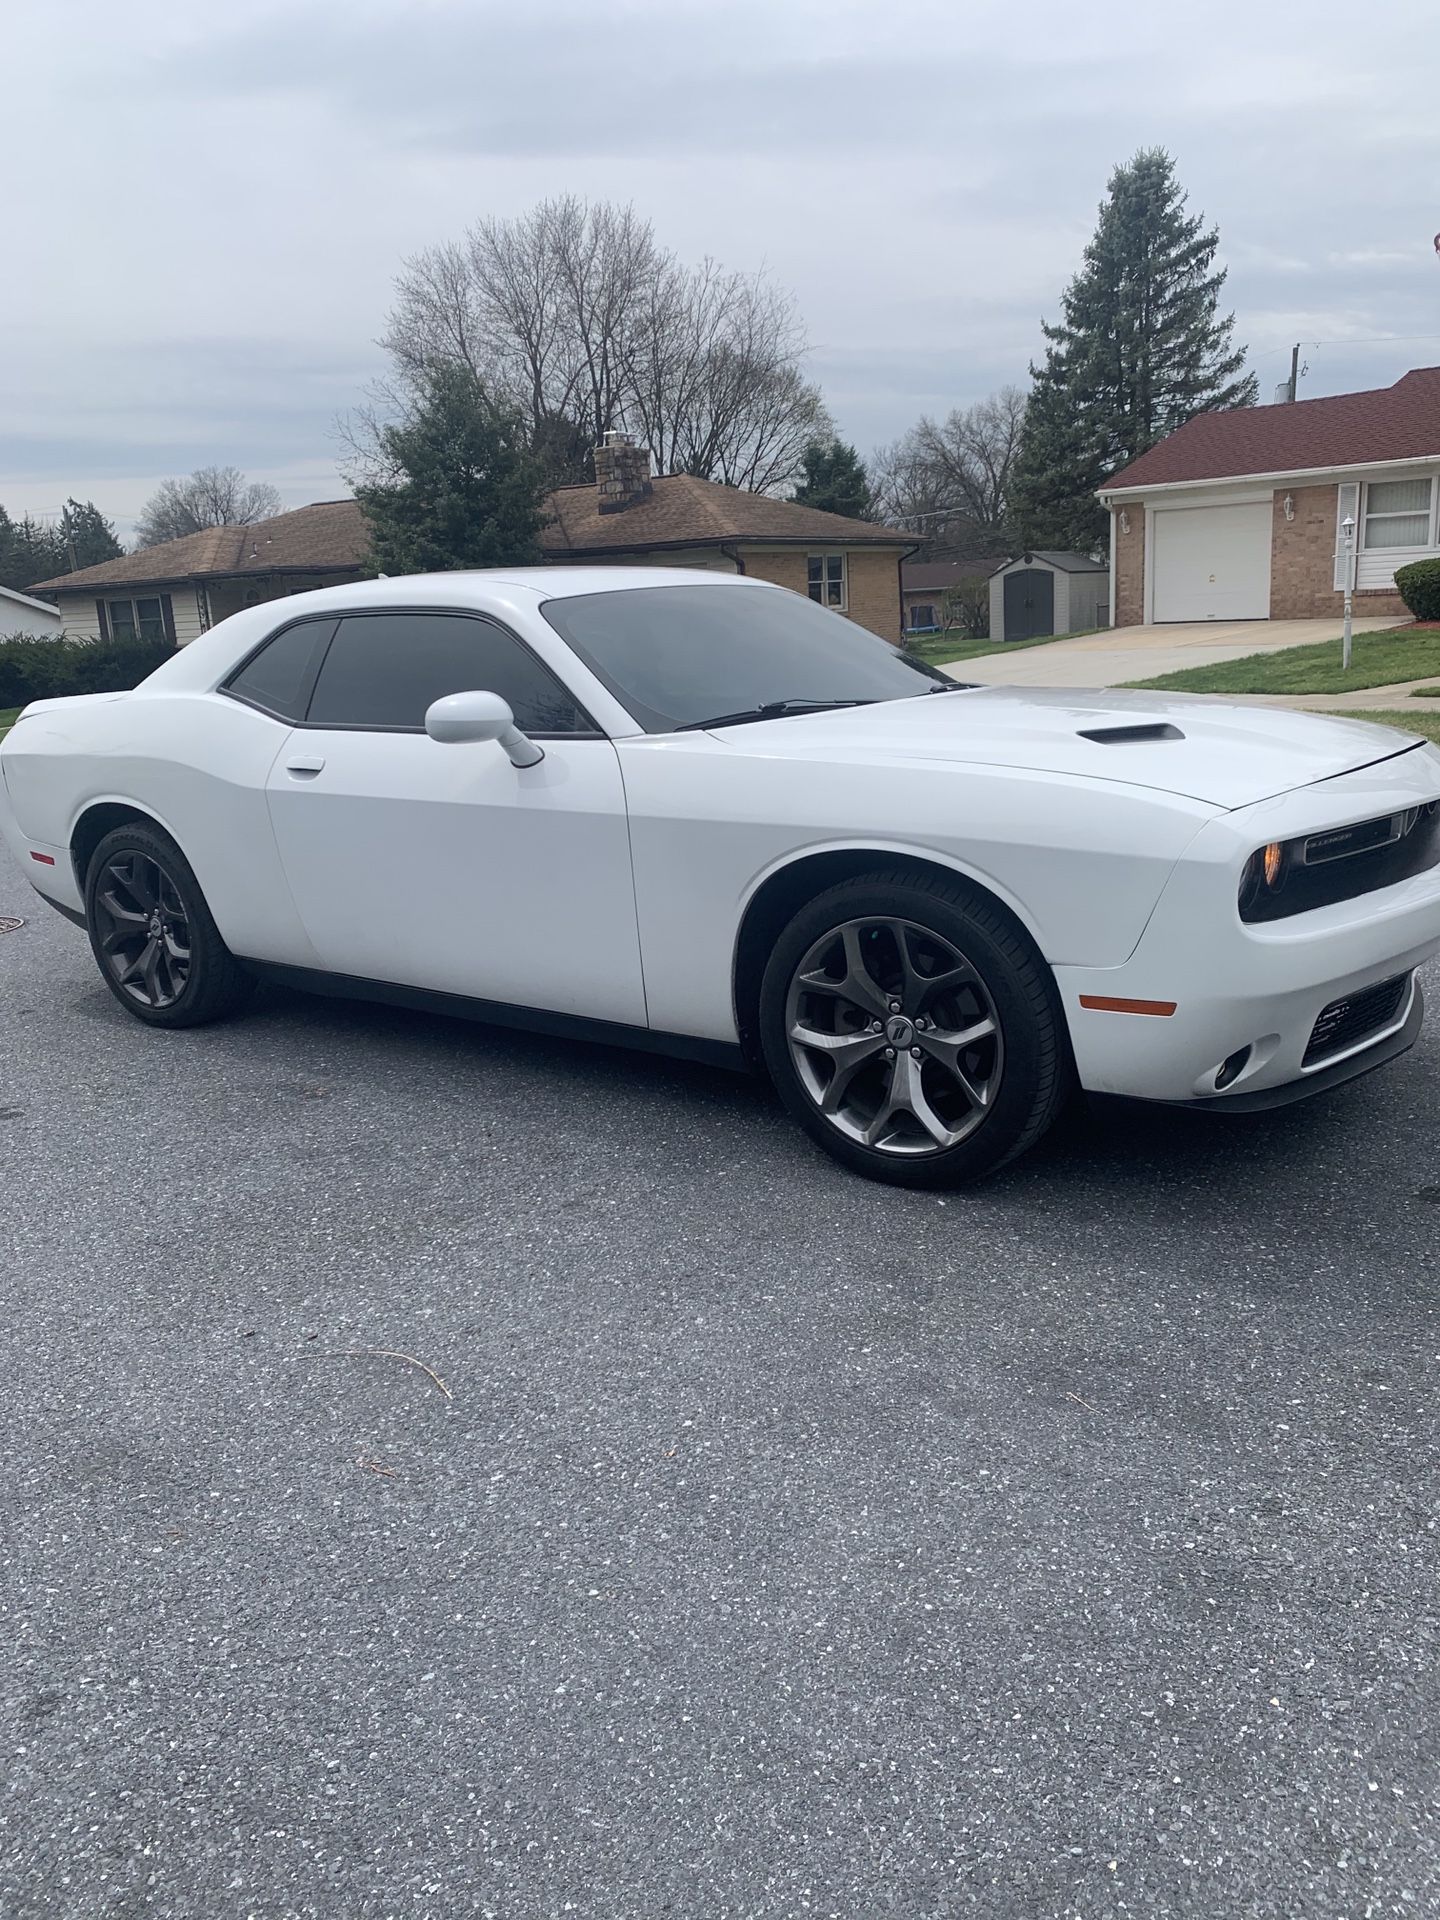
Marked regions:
[759,869,1070,1187]
[85,823,255,1028]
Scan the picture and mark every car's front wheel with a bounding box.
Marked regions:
[759,869,1070,1187]
[85,822,255,1028]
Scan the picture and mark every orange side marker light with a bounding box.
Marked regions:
[1078,994,1177,1017]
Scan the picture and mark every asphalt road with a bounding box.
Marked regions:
[1,838,1437,1920]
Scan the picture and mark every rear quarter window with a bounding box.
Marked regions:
[223,619,337,722]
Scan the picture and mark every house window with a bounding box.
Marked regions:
[1362,477,1435,550]
[105,594,173,644]
[908,603,936,631]
[807,554,847,610]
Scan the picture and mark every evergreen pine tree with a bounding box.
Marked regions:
[58,498,124,572]
[1011,149,1256,553]
[0,508,66,592]
[792,440,874,520]
[356,365,549,575]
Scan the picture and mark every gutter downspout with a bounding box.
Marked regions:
[719,544,746,575]
[1103,495,1117,627]
[897,542,921,646]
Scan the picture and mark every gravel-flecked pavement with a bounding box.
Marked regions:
[1,838,1436,1919]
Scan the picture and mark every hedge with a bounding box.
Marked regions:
[1394,557,1440,624]
[0,632,174,709]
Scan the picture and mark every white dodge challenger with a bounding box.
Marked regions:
[3,569,1439,1186]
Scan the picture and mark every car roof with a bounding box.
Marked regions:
[301,566,765,607]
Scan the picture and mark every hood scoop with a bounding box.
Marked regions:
[1077,721,1185,745]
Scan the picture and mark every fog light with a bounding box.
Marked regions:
[1215,1045,1251,1091]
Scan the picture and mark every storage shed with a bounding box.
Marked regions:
[990,552,1109,643]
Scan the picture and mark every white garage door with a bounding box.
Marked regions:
[1151,503,1271,622]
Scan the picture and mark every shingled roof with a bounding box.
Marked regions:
[30,475,911,596]
[543,472,913,554]
[1106,368,1440,492]
[29,500,370,593]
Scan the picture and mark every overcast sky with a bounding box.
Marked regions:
[6,0,1439,539]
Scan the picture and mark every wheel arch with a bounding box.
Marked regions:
[731,844,1048,1067]
[70,799,181,897]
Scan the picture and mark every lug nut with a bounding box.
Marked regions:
[884,1046,896,1059]
[889,999,902,1013]
[870,1020,882,1033]
[910,1046,922,1058]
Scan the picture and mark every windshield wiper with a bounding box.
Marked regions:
[674,698,876,732]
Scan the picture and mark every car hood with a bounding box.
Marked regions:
[711,687,1432,809]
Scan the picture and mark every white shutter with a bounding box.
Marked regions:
[1334,483,1361,590]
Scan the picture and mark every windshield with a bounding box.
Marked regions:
[539,582,955,733]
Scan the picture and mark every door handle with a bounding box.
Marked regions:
[286,756,326,778]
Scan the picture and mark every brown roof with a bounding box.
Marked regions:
[31,475,911,596]
[1106,368,1440,492]
[902,557,1009,592]
[543,472,913,554]
[29,500,370,593]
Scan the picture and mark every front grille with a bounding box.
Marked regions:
[1303,973,1410,1067]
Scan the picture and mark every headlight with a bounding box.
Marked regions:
[1238,841,1285,914]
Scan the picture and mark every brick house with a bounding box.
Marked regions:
[1101,368,1440,626]
[30,435,915,645]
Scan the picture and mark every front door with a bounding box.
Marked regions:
[263,609,647,1026]
[1003,568,1054,641]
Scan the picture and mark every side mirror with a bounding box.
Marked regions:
[424,690,545,768]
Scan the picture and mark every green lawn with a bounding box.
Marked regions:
[905,629,1092,671]
[1126,625,1440,695]
[0,706,19,740]
[1333,708,1440,745]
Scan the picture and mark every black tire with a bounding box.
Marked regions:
[84,822,256,1028]
[759,868,1071,1187]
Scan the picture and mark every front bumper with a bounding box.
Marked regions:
[1155,976,1423,1111]
[1056,747,1440,1108]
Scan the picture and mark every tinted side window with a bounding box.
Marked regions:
[305,613,592,733]
[225,619,336,721]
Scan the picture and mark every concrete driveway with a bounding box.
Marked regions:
[949,617,1404,688]
[3,835,1440,1916]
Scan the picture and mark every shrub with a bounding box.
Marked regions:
[0,632,173,709]
[1394,557,1440,624]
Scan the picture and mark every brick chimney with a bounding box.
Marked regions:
[594,430,653,513]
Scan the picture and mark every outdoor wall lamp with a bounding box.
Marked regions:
[1118,510,1129,534]
[1283,493,1295,522]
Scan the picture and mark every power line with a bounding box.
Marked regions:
[1252,331,1440,357]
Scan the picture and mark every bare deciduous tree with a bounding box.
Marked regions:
[625,257,830,493]
[910,386,1027,533]
[374,197,826,495]
[869,437,958,534]
[135,467,283,548]
[871,386,1028,555]
[940,578,991,640]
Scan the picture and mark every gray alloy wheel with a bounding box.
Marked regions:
[91,848,193,1010]
[84,822,256,1029]
[784,914,1005,1156]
